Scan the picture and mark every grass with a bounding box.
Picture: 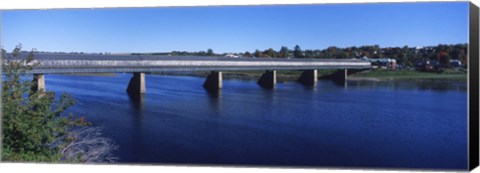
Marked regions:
[350,69,467,81]
[145,69,468,82]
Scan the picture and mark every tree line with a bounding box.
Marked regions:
[3,43,468,67]
[153,43,467,67]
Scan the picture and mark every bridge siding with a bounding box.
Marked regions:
[5,53,372,74]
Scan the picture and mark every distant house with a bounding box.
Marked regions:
[416,60,439,71]
[450,59,462,67]
[367,58,397,70]
[225,54,239,58]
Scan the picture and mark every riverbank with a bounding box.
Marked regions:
[348,69,467,81]
[56,69,467,82]
[151,70,338,82]
[152,69,467,82]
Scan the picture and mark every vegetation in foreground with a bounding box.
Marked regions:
[1,46,117,163]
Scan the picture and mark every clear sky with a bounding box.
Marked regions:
[1,2,469,53]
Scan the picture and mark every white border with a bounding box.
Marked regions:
[1,0,479,173]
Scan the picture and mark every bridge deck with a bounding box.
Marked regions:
[4,53,372,74]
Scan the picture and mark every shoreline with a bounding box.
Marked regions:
[54,71,467,82]
[348,74,467,81]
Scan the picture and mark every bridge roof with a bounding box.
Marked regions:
[3,53,372,74]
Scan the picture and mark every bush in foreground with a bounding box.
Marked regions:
[2,45,117,162]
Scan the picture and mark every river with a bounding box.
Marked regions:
[45,73,467,170]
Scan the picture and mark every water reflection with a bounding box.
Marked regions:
[333,80,348,89]
[127,92,145,116]
[300,82,318,91]
[346,79,467,92]
[205,88,222,98]
[205,89,223,115]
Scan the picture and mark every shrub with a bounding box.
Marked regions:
[2,45,116,162]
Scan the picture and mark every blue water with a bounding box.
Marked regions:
[44,74,467,170]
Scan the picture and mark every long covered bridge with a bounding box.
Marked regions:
[5,53,372,95]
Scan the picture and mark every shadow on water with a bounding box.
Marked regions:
[205,88,223,115]
[416,80,466,92]
[125,92,146,162]
[205,88,222,98]
[346,79,466,92]
[127,92,146,116]
[332,80,348,89]
[302,85,318,91]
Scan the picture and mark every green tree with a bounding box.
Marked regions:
[398,45,410,66]
[304,50,315,58]
[264,48,276,58]
[293,45,303,58]
[254,49,263,58]
[2,45,116,162]
[278,46,290,58]
[207,48,214,56]
[243,51,252,58]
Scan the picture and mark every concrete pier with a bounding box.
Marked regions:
[31,74,45,92]
[126,72,146,95]
[330,69,348,86]
[257,70,276,89]
[203,71,223,91]
[321,69,347,83]
[298,70,318,86]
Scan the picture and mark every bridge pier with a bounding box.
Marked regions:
[298,70,318,86]
[31,74,45,92]
[344,69,348,80]
[126,72,146,95]
[257,70,276,89]
[330,69,348,85]
[340,69,348,81]
[203,71,223,91]
[319,69,348,83]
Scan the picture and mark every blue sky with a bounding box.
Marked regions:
[1,2,469,53]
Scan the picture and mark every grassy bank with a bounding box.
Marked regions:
[349,69,467,81]
[58,69,467,82]
[151,69,337,81]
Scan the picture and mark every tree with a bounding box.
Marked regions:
[264,48,276,58]
[438,51,450,67]
[325,46,338,58]
[397,45,410,66]
[254,49,263,58]
[243,51,252,58]
[293,45,303,58]
[278,46,290,58]
[304,50,315,58]
[207,48,214,56]
[2,45,117,162]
